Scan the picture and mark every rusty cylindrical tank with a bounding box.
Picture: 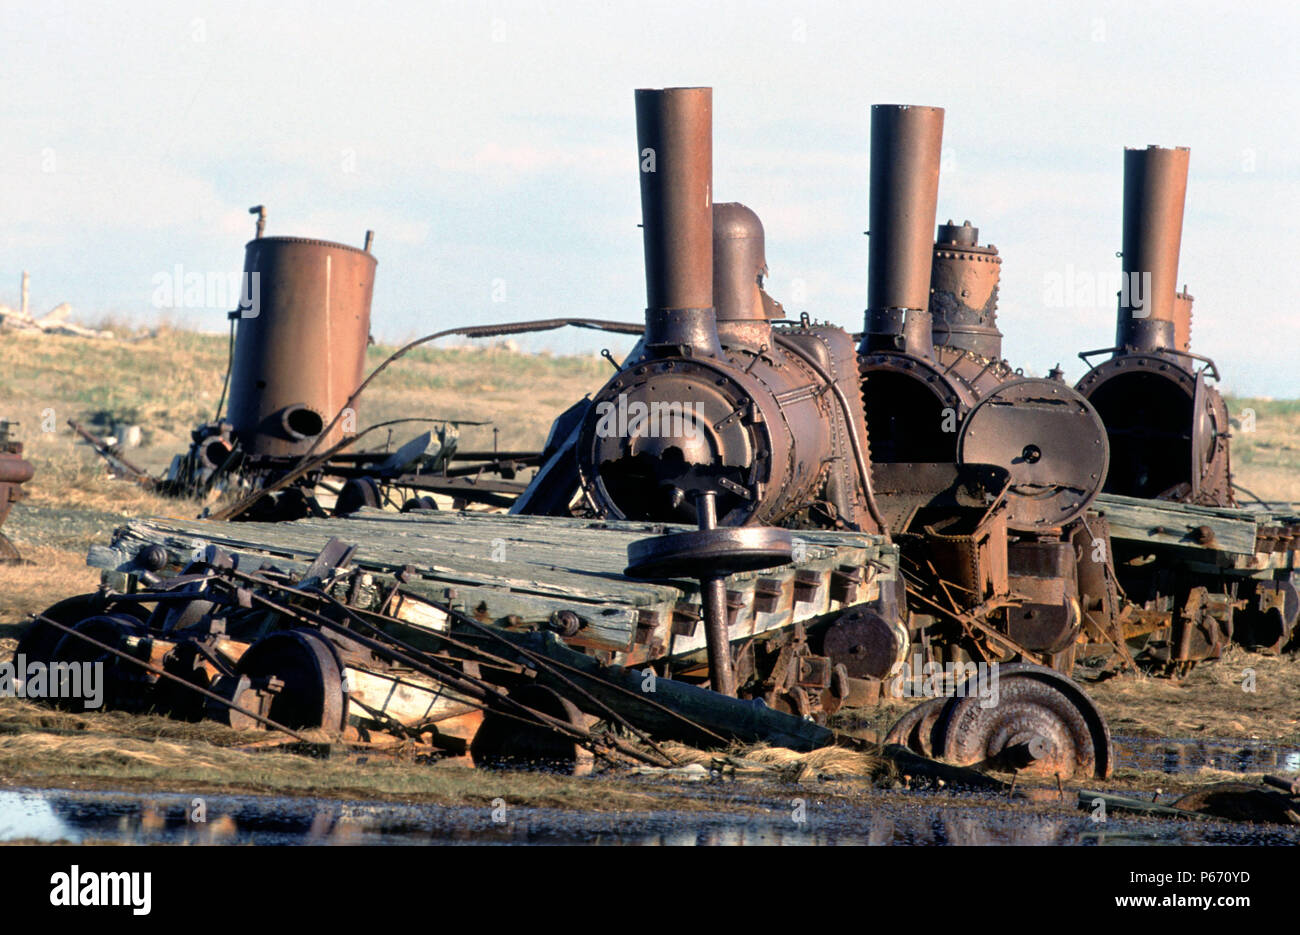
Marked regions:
[861,104,945,358]
[225,236,376,457]
[929,220,1003,359]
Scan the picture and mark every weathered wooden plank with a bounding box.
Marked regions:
[1094,493,1259,556]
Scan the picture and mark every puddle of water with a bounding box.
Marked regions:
[1114,735,1300,775]
[2,785,1297,846]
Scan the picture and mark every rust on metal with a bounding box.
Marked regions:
[862,103,945,358]
[1117,145,1190,352]
[0,422,35,562]
[929,220,1003,360]
[635,86,720,357]
[226,233,377,457]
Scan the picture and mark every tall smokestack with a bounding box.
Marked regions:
[862,104,945,357]
[1117,145,1189,352]
[635,87,721,357]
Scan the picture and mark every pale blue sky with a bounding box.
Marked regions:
[2,0,1296,395]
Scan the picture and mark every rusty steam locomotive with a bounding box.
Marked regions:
[10,86,1297,780]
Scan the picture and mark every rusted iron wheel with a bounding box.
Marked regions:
[46,613,150,711]
[470,684,594,776]
[821,609,907,680]
[17,594,104,671]
[333,476,383,516]
[400,495,438,513]
[225,629,348,735]
[932,663,1112,779]
[624,525,793,580]
[884,696,947,759]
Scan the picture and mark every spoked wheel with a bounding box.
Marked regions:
[224,629,348,735]
[470,684,594,776]
[46,614,150,711]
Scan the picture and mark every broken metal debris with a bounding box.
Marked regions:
[0,421,35,563]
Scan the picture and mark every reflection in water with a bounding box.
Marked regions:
[1114,736,1300,775]
[0,785,1296,846]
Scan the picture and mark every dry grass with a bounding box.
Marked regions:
[0,730,685,810]
[1226,397,1300,504]
[1086,647,1300,744]
[0,547,99,652]
[656,740,882,779]
[0,699,760,811]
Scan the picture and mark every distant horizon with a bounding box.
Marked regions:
[38,315,1297,404]
[3,1,1296,397]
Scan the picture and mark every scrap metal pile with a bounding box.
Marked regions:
[14,86,1299,784]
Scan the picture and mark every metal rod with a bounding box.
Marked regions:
[693,490,737,697]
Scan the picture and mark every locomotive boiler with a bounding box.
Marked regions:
[858,104,1109,534]
[1074,145,1233,506]
[852,104,1116,673]
[537,87,880,533]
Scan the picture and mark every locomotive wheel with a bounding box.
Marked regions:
[46,614,150,711]
[17,594,104,671]
[470,684,594,776]
[625,526,793,580]
[19,593,153,672]
[884,696,947,759]
[401,495,438,513]
[226,629,347,734]
[932,662,1112,779]
[334,476,383,516]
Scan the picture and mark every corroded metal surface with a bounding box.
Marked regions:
[929,220,1003,359]
[862,104,945,357]
[1117,145,1190,352]
[0,422,34,563]
[226,234,376,457]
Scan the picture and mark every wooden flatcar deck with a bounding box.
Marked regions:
[88,509,900,667]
